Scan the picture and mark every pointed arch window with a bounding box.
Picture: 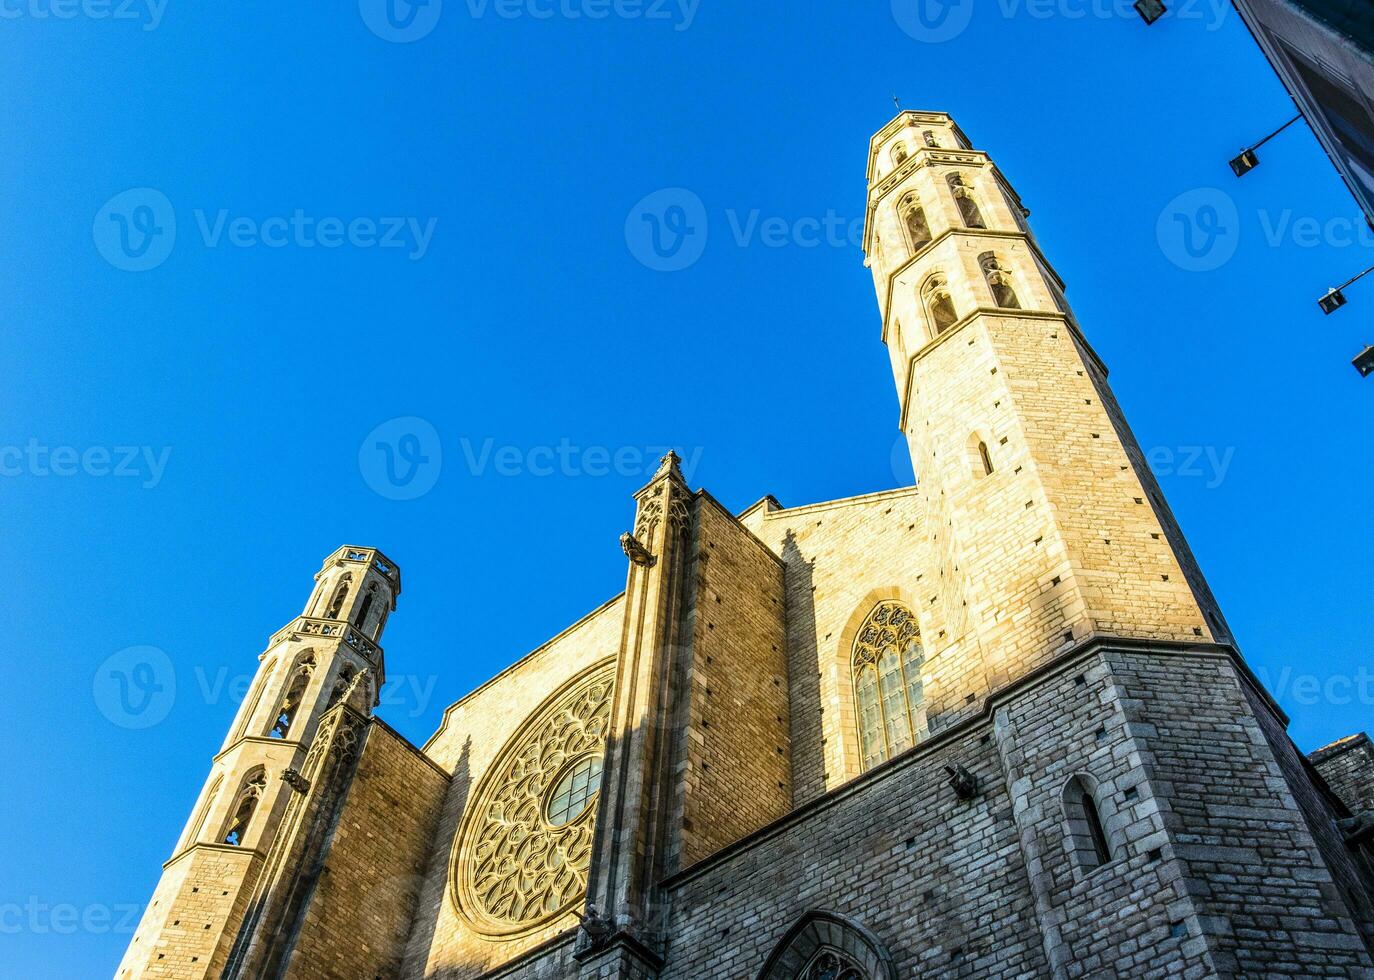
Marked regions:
[184,775,222,848]
[852,601,927,771]
[800,950,866,980]
[922,275,958,336]
[325,574,352,620]
[355,583,377,628]
[947,173,986,229]
[222,770,267,847]
[898,193,932,253]
[891,143,909,168]
[327,664,357,709]
[758,911,894,980]
[1063,774,1115,871]
[979,252,1021,309]
[268,655,315,740]
[923,130,940,148]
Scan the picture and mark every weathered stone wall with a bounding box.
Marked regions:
[279,720,449,980]
[115,846,261,979]
[1107,649,1374,974]
[1313,733,1374,814]
[659,721,1048,978]
[674,495,790,869]
[400,596,625,979]
[740,488,928,803]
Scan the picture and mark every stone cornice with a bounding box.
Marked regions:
[896,308,1109,432]
[875,227,1068,343]
[162,840,264,870]
[266,616,383,665]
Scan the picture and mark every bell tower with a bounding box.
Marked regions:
[863,111,1230,711]
[115,546,401,980]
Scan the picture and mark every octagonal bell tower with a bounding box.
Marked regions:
[115,546,401,980]
[862,111,1230,717]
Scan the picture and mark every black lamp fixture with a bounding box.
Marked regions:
[1354,346,1374,378]
[1318,263,1374,316]
[1230,114,1303,177]
[1135,0,1166,24]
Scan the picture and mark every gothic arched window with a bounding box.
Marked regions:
[268,655,315,740]
[922,275,958,336]
[758,911,895,980]
[183,775,222,849]
[355,583,376,629]
[979,252,1020,309]
[1063,774,1115,871]
[327,664,357,708]
[852,601,926,771]
[923,130,940,148]
[799,949,866,980]
[899,193,932,253]
[891,143,909,168]
[947,173,986,229]
[325,574,352,620]
[222,769,267,847]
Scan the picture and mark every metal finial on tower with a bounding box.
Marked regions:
[892,94,901,111]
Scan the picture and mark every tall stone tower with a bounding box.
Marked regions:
[863,111,1230,706]
[115,546,400,980]
[858,112,1374,975]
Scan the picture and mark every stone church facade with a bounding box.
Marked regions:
[118,112,1374,979]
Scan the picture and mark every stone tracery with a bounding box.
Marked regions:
[452,661,616,935]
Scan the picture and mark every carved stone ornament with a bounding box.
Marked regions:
[450,660,616,936]
[576,903,615,951]
[281,768,310,794]
[620,532,655,567]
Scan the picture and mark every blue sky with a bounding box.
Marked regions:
[3,1,1372,975]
